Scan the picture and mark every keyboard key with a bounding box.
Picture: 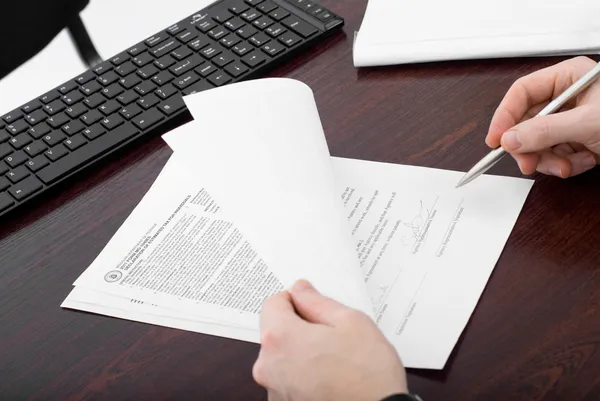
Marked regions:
[224,17,245,31]
[308,5,325,16]
[236,25,258,39]
[262,41,285,56]
[6,120,29,135]
[213,52,235,68]
[75,70,95,85]
[25,109,47,125]
[62,90,84,106]
[0,191,14,211]
[115,61,137,77]
[134,81,156,96]
[189,36,212,51]
[316,10,334,22]
[64,134,87,151]
[82,124,106,140]
[0,161,7,175]
[220,33,241,48]
[245,0,264,6]
[282,16,317,38]
[132,110,165,130]
[155,84,178,100]
[208,71,232,87]
[44,144,69,162]
[8,175,43,201]
[127,43,147,57]
[177,30,197,44]
[301,2,318,13]
[43,131,67,147]
[92,61,113,75]
[241,50,267,67]
[21,99,43,114]
[182,80,216,95]
[65,103,88,119]
[0,130,9,143]
[253,16,274,29]
[213,10,233,23]
[257,1,277,13]
[110,52,130,66]
[0,144,12,159]
[119,104,143,120]
[58,81,78,94]
[44,99,66,116]
[132,52,154,67]
[157,95,186,115]
[26,155,50,172]
[232,41,252,56]
[209,27,228,41]
[29,122,51,139]
[240,10,261,22]
[137,94,160,109]
[225,62,249,77]
[249,32,270,46]
[169,54,203,76]
[171,46,193,60]
[99,100,121,116]
[38,123,139,184]
[278,31,301,47]
[137,64,160,79]
[5,151,28,167]
[0,178,11,193]
[145,32,168,47]
[101,114,124,130]
[24,141,47,157]
[6,165,30,183]
[196,20,216,33]
[195,62,218,77]
[117,90,140,106]
[80,110,103,126]
[269,8,290,21]
[119,73,143,90]
[2,109,23,124]
[101,83,125,99]
[152,71,174,86]
[84,93,107,108]
[98,70,120,86]
[155,55,177,69]
[39,90,60,104]
[167,22,184,36]
[81,80,103,96]
[173,72,201,90]
[266,24,286,38]
[62,119,86,136]
[9,133,33,149]
[229,1,250,14]
[200,45,222,59]
[46,113,70,129]
[151,39,181,58]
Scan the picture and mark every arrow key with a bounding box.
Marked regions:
[224,62,249,78]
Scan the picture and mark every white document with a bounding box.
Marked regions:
[66,78,534,369]
[353,0,600,67]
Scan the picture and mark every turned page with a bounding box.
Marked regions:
[163,79,373,317]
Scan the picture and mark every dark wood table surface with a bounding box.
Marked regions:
[2,1,600,400]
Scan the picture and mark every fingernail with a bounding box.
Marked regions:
[503,131,522,150]
[292,280,314,293]
[549,166,562,177]
[584,156,597,169]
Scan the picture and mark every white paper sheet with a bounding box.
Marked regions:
[353,0,600,67]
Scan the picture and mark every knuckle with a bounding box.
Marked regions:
[252,360,268,387]
[340,308,368,325]
[260,328,283,348]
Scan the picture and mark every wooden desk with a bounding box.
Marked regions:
[2,1,600,399]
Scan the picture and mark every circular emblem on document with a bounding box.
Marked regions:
[104,270,123,283]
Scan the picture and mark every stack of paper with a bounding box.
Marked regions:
[62,78,534,369]
[353,0,600,67]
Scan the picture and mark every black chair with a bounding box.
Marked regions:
[1,0,102,80]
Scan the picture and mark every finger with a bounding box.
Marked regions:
[536,151,572,178]
[260,291,303,335]
[500,107,594,154]
[552,143,576,157]
[512,153,540,175]
[289,280,362,327]
[486,57,595,147]
[565,151,597,177]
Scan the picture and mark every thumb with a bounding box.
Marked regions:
[289,280,355,326]
[501,107,592,153]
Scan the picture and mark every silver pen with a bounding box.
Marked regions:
[456,61,600,188]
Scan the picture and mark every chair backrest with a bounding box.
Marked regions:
[1,0,90,80]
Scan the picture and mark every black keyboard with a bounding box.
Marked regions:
[0,0,343,218]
